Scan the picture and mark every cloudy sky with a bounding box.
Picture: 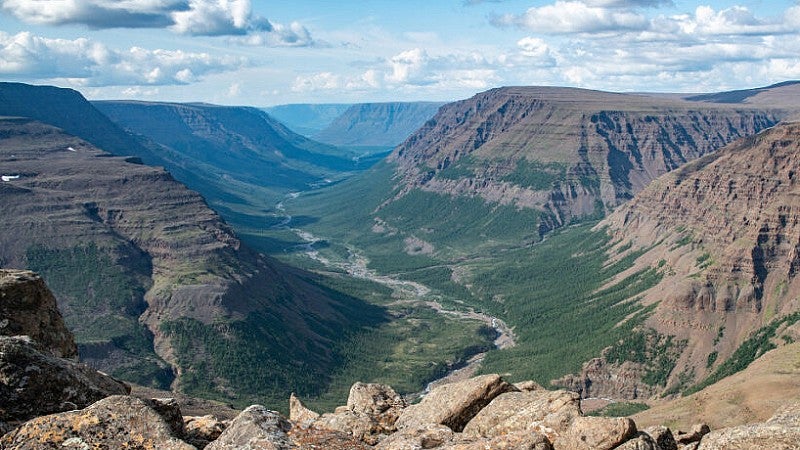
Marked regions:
[0,0,798,105]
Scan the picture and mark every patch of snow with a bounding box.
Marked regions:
[1,175,20,182]
[67,146,76,152]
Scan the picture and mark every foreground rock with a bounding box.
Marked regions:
[462,389,581,440]
[553,416,637,450]
[0,395,193,449]
[396,374,517,432]
[206,405,292,450]
[310,382,407,444]
[0,335,129,422]
[0,269,77,359]
[697,403,800,449]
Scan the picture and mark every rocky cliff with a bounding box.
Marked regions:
[0,118,384,404]
[388,86,792,235]
[572,121,800,399]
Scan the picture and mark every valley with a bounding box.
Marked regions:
[2,80,800,429]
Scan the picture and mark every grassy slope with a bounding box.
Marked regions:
[634,341,800,430]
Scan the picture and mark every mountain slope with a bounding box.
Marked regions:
[0,117,386,405]
[581,121,800,398]
[312,102,445,147]
[389,86,790,236]
[92,100,391,252]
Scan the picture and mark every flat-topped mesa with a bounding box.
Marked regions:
[388,85,791,233]
[0,269,77,359]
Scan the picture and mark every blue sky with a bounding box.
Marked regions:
[0,0,798,105]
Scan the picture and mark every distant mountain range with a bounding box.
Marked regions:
[266,101,444,148]
[263,103,352,136]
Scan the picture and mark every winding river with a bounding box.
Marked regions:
[274,196,516,392]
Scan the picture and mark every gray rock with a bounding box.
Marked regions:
[206,405,292,450]
[553,416,637,450]
[0,395,193,449]
[0,269,78,359]
[697,403,800,450]
[396,374,517,432]
[0,335,129,421]
[462,389,581,441]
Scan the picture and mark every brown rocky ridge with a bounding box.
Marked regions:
[387,84,798,236]
[558,120,800,402]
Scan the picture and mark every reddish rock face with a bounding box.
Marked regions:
[389,86,784,230]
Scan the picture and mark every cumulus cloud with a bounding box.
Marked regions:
[493,1,648,34]
[0,0,314,46]
[292,48,500,94]
[0,31,245,86]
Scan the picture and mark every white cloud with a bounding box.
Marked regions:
[494,1,648,34]
[0,31,245,86]
[292,47,501,95]
[0,0,315,46]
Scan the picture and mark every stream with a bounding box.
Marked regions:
[273,196,516,394]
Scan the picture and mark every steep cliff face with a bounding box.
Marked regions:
[0,118,384,404]
[585,122,800,397]
[312,102,445,147]
[389,86,787,234]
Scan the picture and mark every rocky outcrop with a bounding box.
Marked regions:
[0,395,193,449]
[697,403,800,449]
[461,390,581,440]
[205,405,293,450]
[307,382,407,444]
[2,374,797,449]
[396,374,517,432]
[553,358,658,401]
[0,269,77,359]
[0,335,129,422]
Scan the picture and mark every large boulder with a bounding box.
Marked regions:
[442,431,552,449]
[462,389,581,440]
[553,416,637,450]
[697,403,800,449]
[348,382,407,431]
[0,335,129,421]
[396,374,517,432]
[205,405,292,450]
[0,269,77,359]
[0,395,193,449]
